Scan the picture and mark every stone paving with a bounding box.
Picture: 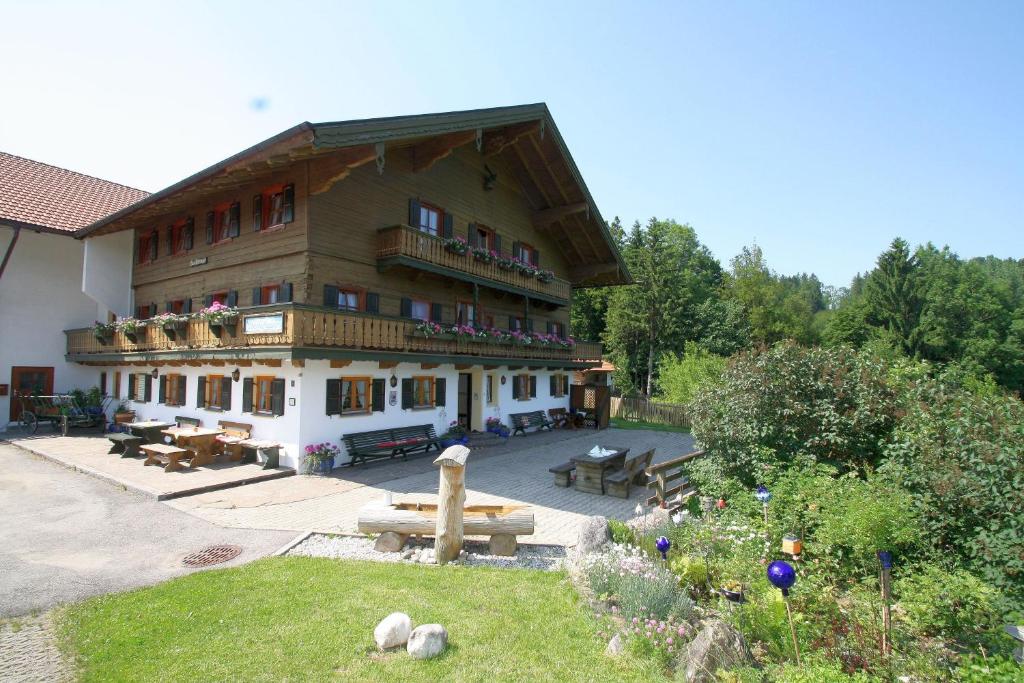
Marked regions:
[168,427,696,546]
[8,433,294,500]
[0,616,72,683]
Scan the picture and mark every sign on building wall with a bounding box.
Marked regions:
[244,313,284,335]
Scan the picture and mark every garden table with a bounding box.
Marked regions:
[571,447,629,495]
[161,426,225,468]
[127,420,174,444]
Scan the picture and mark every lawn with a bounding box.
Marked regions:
[610,417,690,434]
[58,557,658,682]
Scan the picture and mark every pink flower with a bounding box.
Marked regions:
[677,626,686,636]
[666,637,674,645]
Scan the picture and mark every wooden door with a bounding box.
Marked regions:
[10,366,54,421]
[457,373,472,428]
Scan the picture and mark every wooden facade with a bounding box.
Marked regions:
[71,105,628,367]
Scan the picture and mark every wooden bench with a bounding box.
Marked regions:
[604,449,655,499]
[238,440,281,469]
[141,443,193,473]
[548,408,573,429]
[509,411,554,436]
[342,424,441,466]
[106,432,143,458]
[215,420,253,461]
[548,461,575,487]
[175,415,202,428]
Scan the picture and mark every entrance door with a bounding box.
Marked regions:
[457,373,472,429]
[10,366,54,421]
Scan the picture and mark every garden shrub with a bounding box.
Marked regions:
[656,342,727,404]
[881,374,1024,616]
[688,344,899,484]
[608,518,637,546]
[581,544,693,620]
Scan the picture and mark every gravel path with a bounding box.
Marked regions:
[289,533,567,571]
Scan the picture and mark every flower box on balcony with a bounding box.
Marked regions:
[93,321,115,345]
[151,313,190,341]
[197,302,239,337]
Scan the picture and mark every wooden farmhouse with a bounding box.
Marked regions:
[69,103,629,468]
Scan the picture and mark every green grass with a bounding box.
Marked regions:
[610,417,691,434]
[58,557,659,682]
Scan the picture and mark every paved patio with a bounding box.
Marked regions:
[8,433,294,500]
[167,427,696,546]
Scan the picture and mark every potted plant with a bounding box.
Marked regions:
[485,416,503,433]
[197,300,239,336]
[496,254,516,271]
[719,579,746,603]
[118,317,146,343]
[93,320,116,344]
[441,236,469,256]
[471,246,497,264]
[536,269,555,283]
[151,312,191,340]
[304,442,340,476]
[440,421,468,448]
[113,402,135,425]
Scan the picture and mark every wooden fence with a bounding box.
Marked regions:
[610,397,690,428]
[646,449,705,508]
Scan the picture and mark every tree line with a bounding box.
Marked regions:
[574,218,1024,398]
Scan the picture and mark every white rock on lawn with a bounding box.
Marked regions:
[605,633,623,656]
[374,612,412,650]
[407,624,448,659]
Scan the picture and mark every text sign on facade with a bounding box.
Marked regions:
[189,257,208,267]
[244,313,284,335]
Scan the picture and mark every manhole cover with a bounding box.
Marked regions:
[182,544,243,568]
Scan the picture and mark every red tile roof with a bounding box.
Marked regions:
[0,151,148,234]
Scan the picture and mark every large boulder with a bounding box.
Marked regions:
[627,505,670,534]
[374,612,412,650]
[576,515,611,555]
[679,619,754,682]
[407,624,448,659]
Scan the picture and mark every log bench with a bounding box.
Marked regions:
[106,432,143,458]
[358,502,535,556]
[604,449,655,499]
[548,461,575,487]
[509,410,554,436]
[141,443,193,473]
[342,424,441,466]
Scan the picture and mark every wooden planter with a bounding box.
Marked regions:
[162,323,187,341]
[114,411,136,424]
[208,318,238,337]
[124,329,145,344]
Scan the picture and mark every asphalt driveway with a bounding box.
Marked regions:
[0,442,295,618]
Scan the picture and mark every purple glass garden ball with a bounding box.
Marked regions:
[767,560,797,594]
[655,536,671,559]
[877,551,893,570]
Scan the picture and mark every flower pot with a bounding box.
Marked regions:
[114,411,136,424]
[782,535,803,555]
[719,587,746,603]
[308,455,335,475]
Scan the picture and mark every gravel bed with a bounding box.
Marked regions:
[288,533,567,571]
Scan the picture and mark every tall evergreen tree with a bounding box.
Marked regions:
[863,238,925,356]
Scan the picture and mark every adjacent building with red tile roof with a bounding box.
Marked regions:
[0,151,148,234]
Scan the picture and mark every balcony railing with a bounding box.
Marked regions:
[66,304,602,365]
[376,225,573,302]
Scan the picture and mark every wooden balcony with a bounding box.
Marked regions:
[376,225,573,303]
[66,304,603,367]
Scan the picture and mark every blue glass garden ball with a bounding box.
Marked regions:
[877,551,893,570]
[767,560,797,595]
[655,536,671,559]
[755,485,771,504]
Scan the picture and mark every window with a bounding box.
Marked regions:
[472,224,495,250]
[131,373,148,401]
[456,301,476,327]
[417,203,442,236]
[481,313,495,329]
[509,316,524,332]
[135,305,153,320]
[205,374,223,408]
[208,202,236,243]
[170,219,190,255]
[164,373,185,407]
[167,299,186,314]
[411,299,430,321]
[254,376,275,414]
[413,376,435,408]
[113,371,121,400]
[210,291,229,306]
[261,284,280,305]
[513,374,536,401]
[337,289,360,311]
[549,321,565,337]
[485,374,496,405]
[341,377,371,414]
[137,231,155,264]
[516,242,538,266]
[255,184,294,231]
[551,373,569,397]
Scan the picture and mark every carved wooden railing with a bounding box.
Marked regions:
[376,225,573,301]
[66,305,603,364]
[646,450,706,508]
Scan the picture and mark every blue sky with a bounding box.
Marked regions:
[2,0,1021,286]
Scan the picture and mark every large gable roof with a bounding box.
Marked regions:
[0,151,148,234]
[78,104,629,285]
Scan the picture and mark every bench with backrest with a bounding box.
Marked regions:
[215,420,253,461]
[342,424,441,466]
[141,443,193,473]
[604,449,655,499]
[175,415,202,428]
[548,408,573,429]
[509,411,554,436]
[548,461,575,487]
[107,432,143,458]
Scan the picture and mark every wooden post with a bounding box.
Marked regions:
[434,445,470,565]
[880,566,892,656]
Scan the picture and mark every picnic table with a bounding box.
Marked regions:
[162,426,225,468]
[571,447,629,495]
[127,420,174,444]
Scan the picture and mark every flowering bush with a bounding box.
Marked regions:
[594,611,691,662]
[443,420,466,439]
[442,236,469,255]
[485,416,503,430]
[580,543,694,620]
[197,300,239,324]
[303,442,340,473]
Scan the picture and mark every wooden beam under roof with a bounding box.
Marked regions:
[532,202,588,229]
[482,121,541,157]
[411,130,478,173]
[308,145,378,194]
[570,261,622,282]
[512,139,586,263]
